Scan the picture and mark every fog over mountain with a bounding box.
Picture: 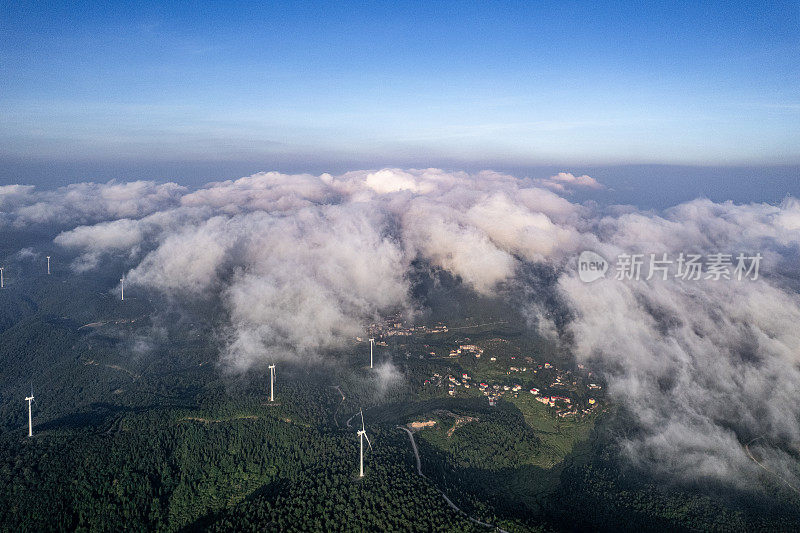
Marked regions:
[3,168,800,490]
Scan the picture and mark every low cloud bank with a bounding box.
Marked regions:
[5,168,800,489]
[1,180,185,228]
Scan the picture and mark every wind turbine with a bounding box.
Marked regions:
[25,385,35,437]
[120,275,125,301]
[46,256,51,275]
[369,338,375,369]
[357,409,372,477]
[0,266,4,288]
[268,363,276,402]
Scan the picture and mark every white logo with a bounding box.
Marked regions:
[578,251,608,282]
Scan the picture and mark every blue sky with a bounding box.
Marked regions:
[1,1,798,188]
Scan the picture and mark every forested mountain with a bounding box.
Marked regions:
[0,257,798,532]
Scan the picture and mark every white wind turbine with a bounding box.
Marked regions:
[25,385,36,437]
[268,363,276,402]
[46,256,51,275]
[357,409,372,477]
[0,266,4,288]
[369,338,375,369]
[120,274,125,301]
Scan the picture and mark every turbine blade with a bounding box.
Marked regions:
[364,433,373,451]
[359,409,365,431]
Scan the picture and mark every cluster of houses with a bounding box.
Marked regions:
[533,393,594,416]
[366,316,450,338]
[421,342,604,418]
[440,373,597,416]
[423,372,484,396]
[361,316,605,419]
[448,344,484,358]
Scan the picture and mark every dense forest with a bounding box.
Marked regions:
[0,250,799,532]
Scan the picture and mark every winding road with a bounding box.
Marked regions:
[397,426,509,533]
[330,385,345,427]
[745,436,800,496]
[445,320,508,331]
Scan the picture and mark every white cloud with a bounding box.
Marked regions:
[2,167,796,489]
[534,172,604,192]
[1,180,185,228]
[180,171,335,214]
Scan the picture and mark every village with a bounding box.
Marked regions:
[420,352,602,418]
[363,316,450,340]
[362,315,604,419]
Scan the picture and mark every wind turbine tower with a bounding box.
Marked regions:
[46,256,51,275]
[1,267,4,288]
[369,338,375,369]
[268,364,276,402]
[357,409,372,477]
[120,275,125,301]
[25,388,35,437]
